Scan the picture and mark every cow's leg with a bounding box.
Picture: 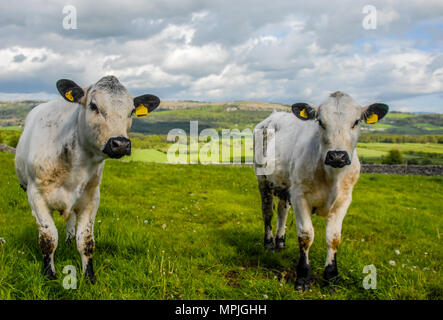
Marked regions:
[291,189,314,291]
[66,212,76,243]
[275,198,289,250]
[28,186,58,280]
[324,195,351,283]
[258,180,274,250]
[76,188,99,284]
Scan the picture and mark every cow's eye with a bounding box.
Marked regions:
[90,102,99,114]
[318,119,326,129]
[352,119,360,129]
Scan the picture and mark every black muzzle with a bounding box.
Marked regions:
[103,137,131,159]
[325,150,351,168]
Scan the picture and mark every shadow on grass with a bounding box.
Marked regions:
[95,240,148,258]
[214,227,297,271]
[213,226,373,294]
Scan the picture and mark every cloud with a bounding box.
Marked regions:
[0,0,442,112]
[12,54,26,63]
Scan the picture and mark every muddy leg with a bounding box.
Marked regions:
[76,213,96,284]
[275,198,289,250]
[324,206,348,283]
[291,189,314,291]
[66,212,76,243]
[76,188,99,284]
[28,186,58,280]
[259,180,274,250]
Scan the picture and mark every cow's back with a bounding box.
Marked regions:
[254,111,321,184]
[15,99,81,188]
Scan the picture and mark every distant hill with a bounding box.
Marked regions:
[0,100,43,127]
[0,100,441,135]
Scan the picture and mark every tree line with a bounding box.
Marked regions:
[359,134,443,144]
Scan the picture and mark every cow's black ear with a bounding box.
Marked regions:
[56,79,85,103]
[133,94,160,117]
[292,103,317,121]
[362,103,389,124]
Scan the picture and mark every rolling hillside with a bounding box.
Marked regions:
[0,100,442,135]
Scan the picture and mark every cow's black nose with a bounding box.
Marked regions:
[103,137,131,159]
[325,150,351,168]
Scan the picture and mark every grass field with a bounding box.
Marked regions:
[0,151,441,300]
[0,126,21,131]
[123,148,168,163]
[122,142,443,165]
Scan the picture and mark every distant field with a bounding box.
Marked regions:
[0,126,21,131]
[358,143,443,154]
[356,148,387,158]
[125,141,443,165]
[0,152,441,299]
[385,113,415,119]
[1,126,442,165]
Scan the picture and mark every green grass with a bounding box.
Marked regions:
[0,126,21,131]
[123,149,167,163]
[356,148,387,158]
[0,151,441,300]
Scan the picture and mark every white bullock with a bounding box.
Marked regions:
[254,91,388,290]
[15,76,160,282]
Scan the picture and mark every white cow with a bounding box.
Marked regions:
[15,76,160,282]
[253,91,388,290]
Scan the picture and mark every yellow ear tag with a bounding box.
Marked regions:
[65,90,74,102]
[135,104,149,117]
[366,113,378,124]
[299,108,308,118]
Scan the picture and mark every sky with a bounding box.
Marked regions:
[0,0,442,112]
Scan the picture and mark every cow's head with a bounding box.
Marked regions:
[56,76,160,159]
[292,91,388,169]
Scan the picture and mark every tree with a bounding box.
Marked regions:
[382,149,404,165]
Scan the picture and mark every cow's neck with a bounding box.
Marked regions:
[74,118,107,165]
[70,123,106,169]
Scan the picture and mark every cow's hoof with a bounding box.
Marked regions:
[87,273,97,284]
[43,257,57,280]
[44,270,57,281]
[323,265,339,284]
[295,277,310,292]
[85,258,97,284]
[264,237,274,250]
[274,235,286,251]
[323,275,339,286]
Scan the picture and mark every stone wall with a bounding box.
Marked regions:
[0,144,15,154]
[361,164,443,176]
